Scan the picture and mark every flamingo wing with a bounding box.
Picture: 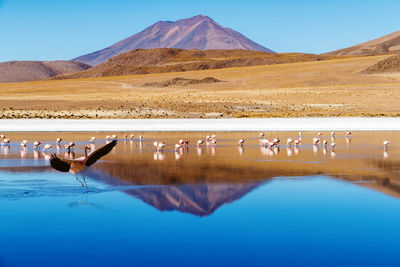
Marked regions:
[85,140,117,167]
[50,154,71,172]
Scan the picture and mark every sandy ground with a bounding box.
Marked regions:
[0,54,399,119]
[1,118,400,131]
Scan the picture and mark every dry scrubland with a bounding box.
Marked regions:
[0,54,399,119]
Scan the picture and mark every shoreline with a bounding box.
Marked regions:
[1,118,400,132]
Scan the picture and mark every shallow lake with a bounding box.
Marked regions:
[0,131,400,266]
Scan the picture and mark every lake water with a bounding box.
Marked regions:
[0,131,400,267]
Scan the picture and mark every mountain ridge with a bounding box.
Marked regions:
[0,60,91,83]
[326,30,400,56]
[73,15,273,66]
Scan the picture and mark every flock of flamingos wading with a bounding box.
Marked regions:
[0,132,391,191]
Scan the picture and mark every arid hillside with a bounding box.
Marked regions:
[57,48,334,79]
[0,61,91,83]
[362,53,400,74]
[0,54,398,119]
[326,30,400,55]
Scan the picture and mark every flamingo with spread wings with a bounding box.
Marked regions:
[50,140,117,190]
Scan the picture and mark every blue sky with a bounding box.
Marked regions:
[0,0,399,62]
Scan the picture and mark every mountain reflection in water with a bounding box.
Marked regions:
[0,131,399,217]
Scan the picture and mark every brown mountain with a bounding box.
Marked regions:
[326,30,400,56]
[73,15,273,66]
[0,61,91,83]
[362,53,400,74]
[56,48,333,79]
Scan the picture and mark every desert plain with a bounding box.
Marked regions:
[0,54,399,119]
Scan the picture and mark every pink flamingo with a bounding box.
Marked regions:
[63,142,75,152]
[383,141,389,151]
[20,140,28,148]
[286,138,294,147]
[33,141,41,150]
[50,140,117,190]
[153,141,166,152]
[175,143,182,151]
[331,142,336,152]
[42,144,53,152]
[2,138,10,146]
[313,138,320,145]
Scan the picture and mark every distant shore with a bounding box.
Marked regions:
[1,118,400,132]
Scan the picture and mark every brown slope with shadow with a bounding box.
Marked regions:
[0,61,91,83]
[55,48,335,79]
[326,30,400,56]
[362,53,400,74]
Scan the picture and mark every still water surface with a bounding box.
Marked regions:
[0,131,400,266]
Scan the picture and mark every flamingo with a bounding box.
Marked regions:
[2,138,10,146]
[139,135,143,141]
[260,139,269,146]
[238,139,245,146]
[130,134,135,140]
[0,134,5,139]
[323,140,328,146]
[210,139,217,146]
[111,134,117,140]
[175,143,182,151]
[313,138,320,145]
[268,141,275,148]
[331,131,335,137]
[56,138,62,145]
[286,138,294,147]
[105,135,111,141]
[294,139,301,146]
[153,141,166,152]
[331,142,336,152]
[42,144,53,152]
[197,140,204,146]
[259,133,265,138]
[20,140,28,148]
[89,137,96,143]
[33,141,41,150]
[50,140,117,190]
[383,141,389,150]
[273,138,280,145]
[346,131,352,137]
[63,142,75,152]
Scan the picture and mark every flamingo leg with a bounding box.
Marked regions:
[82,171,89,192]
[76,174,84,187]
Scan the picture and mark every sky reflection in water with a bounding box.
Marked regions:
[0,131,400,266]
